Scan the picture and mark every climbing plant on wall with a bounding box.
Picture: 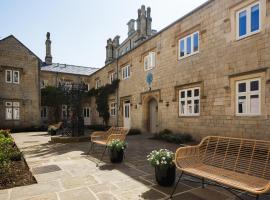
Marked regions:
[88,79,120,125]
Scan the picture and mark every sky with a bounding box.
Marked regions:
[1,0,208,68]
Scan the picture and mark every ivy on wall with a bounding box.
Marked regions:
[88,79,120,125]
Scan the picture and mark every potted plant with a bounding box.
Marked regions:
[108,139,127,163]
[147,149,175,186]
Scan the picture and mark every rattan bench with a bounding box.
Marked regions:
[170,136,270,200]
[88,127,129,166]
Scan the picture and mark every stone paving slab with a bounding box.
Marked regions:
[1,132,268,200]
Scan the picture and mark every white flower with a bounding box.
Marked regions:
[156,161,159,165]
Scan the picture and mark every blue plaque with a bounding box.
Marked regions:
[146,72,153,88]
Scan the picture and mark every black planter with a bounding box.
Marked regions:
[110,149,124,163]
[50,130,57,136]
[155,165,176,186]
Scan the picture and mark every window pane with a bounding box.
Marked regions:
[187,37,191,55]
[181,91,185,98]
[239,10,247,37]
[180,40,185,57]
[13,108,20,120]
[194,100,200,114]
[6,70,12,82]
[251,4,260,32]
[194,89,199,97]
[238,96,246,113]
[250,95,259,114]
[193,33,199,52]
[250,80,259,91]
[238,82,246,92]
[180,101,185,114]
[187,100,192,114]
[13,71,19,83]
[6,108,12,119]
[187,90,192,97]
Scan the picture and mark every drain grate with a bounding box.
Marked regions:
[32,165,61,174]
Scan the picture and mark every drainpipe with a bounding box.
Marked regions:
[116,57,119,126]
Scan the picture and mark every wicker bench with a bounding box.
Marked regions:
[48,122,63,135]
[170,136,270,199]
[88,127,129,166]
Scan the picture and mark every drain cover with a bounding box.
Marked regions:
[32,165,61,174]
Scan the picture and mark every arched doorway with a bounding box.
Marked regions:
[148,98,158,133]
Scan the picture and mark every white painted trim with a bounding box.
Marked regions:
[236,1,261,40]
[5,70,12,83]
[179,87,200,116]
[13,70,20,84]
[122,65,130,80]
[178,31,200,60]
[235,78,261,116]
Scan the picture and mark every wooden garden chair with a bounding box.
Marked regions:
[88,127,129,166]
[170,136,270,200]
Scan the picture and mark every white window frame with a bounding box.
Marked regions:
[95,79,101,89]
[236,78,261,116]
[13,70,20,84]
[5,101,20,120]
[236,1,261,40]
[41,80,48,89]
[179,87,200,116]
[179,31,199,60]
[109,72,116,84]
[122,65,130,80]
[5,70,12,83]
[144,52,156,71]
[110,102,116,117]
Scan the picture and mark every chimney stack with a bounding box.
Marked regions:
[45,32,52,65]
[127,19,135,36]
[146,7,152,36]
[105,38,114,64]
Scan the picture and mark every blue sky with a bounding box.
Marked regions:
[1,0,207,68]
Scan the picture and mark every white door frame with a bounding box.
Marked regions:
[123,101,131,129]
[83,107,91,125]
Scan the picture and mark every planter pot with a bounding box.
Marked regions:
[155,165,176,186]
[50,130,57,136]
[110,149,124,163]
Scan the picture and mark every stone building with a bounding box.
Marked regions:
[40,33,97,125]
[0,35,41,130]
[89,0,270,140]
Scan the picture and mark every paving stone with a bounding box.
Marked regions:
[152,182,192,195]
[59,187,97,200]
[10,181,61,200]
[0,189,9,200]
[61,175,97,189]
[88,183,118,193]
[23,192,58,200]
[35,171,72,183]
[96,192,119,200]
[32,165,61,175]
[118,187,166,200]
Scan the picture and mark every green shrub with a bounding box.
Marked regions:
[9,150,22,161]
[0,129,11,138]
[108,139,127,152]
[128,129,141,135]
[153,129,193,144]
[87,125,111,131]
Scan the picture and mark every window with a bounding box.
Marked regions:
[236,78,260,115]
[122,65,130,80]
[41,107,47,119]
[5,70,12,83]
[179,32,199,59]
[179,87,200,116]
[109,72,116,84]
[95,79,101,89]
[5,70,20,84]
[110,102,116,116]
[87,83,90,91]
[144,52,156,71]
[5,102,20,120]
[41,80,48,89]
[236,2,260,39]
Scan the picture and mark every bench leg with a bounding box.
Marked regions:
[169,171,183,199]
[96,145,107,167]
[256,194,259,200]
[202,178,205,188]
[87,142,94,155]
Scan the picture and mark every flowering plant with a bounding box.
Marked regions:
[147,149,175,168]
[108,139,127,152]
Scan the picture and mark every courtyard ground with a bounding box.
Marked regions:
[0,132,268,200]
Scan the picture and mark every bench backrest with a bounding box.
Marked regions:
[199,136,270,180]
[106,127,129,135]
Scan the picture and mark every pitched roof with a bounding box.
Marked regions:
[41,63,98,76]
[0,35,42,61]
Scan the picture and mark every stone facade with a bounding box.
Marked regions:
[89,0,270,140]
[0,36,41,129]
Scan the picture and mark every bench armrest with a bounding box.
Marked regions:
[106,134,126,144]
[91,131,106,138]
[175,146,200,160]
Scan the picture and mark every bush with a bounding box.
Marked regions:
[0,129,11,138]
[153,129,193,144]
[87,125,111,131]
[108,139,127,152]
[147,149,174,168]
[128,129,141,135]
